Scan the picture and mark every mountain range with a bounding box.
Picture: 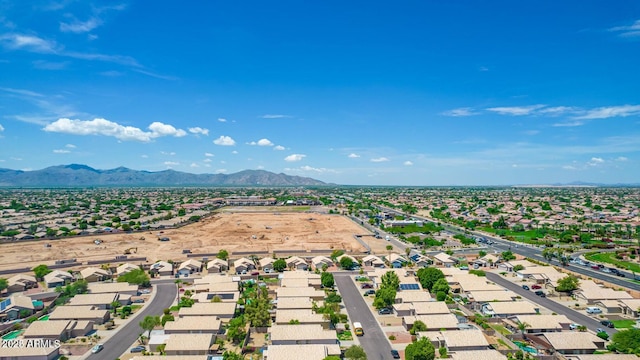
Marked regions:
[0,164,327,187]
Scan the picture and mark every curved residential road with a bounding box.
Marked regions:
[88,283,178,360]
[335,273,393,360]
[486,272,617,337]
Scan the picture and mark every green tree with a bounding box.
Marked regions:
[609,328,640,354]
[161,313,174,326]
[339,256,355,270]
[513,264,525,272]
[244,286,272,327]
[556,275,580,293]
[273,259,287,272]
[330,249,345,260]
[431,278,450,294]
[417,267,444,292]
[0,278,8,292]
[321,272,335,288]
[373,286,396,309]
[227,315,247,344]
[344,345,367,360]
[501,251,516,261]
[110,300,121,315]
[139,315,161,339]
[516,320,531,339]
[405,337,435,360]
[410,320,428,335]
[381,271,400,290]
[218,249,229,260]
[33,264,52,280]
[478,250,487,258]
[386,245,393,251]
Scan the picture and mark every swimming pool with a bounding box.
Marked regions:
[513,341,538,354]
[2,330,24,340]
[38,315,49,321]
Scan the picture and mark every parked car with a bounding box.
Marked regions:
[251,271,260,276]
[391,349,401,359]
[364,290,376,296]
[531,284,542,290]
[361,283,373,289]
[602,268,611,273]
[378,308,393,315]
[596,328,606,334]
[601,320,615,328]
[591,265,600,270]
[616,272,626,277]
[130,346,146,353]
[586,306,603,314]
[569,323,581,330]
[522,285,530,290]
[635,275,640,281]
[534,290,546,297]
[91,344,104,354]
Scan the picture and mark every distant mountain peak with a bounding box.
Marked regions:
[0,164,328,187]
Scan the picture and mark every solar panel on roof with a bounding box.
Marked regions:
[399,284,420,290]
[0,298,12,311]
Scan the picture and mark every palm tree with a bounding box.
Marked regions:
[517,320,531,340]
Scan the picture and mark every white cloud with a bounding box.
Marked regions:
[203,158,212,163]
[590,157,604,163]
[284,154,306,162]
[188,127,209,136]
[441,107,478,117]
[479,66,489,72]
[231,150,238,154]
[261,114,291,119]
[249,138,274,146]
[141,154,148,158]
[32,60,69,70]
[0,33,57,53]
[60,17,101,33]
[573,105,640,119]
[273,145,285,151]
[213,135,236,146]
[562,165,577,170]
[298,165,337,173]
[403,161,413,166]
[53,149,70,153]
[190,163,199,168]
[0,87,44,97]
[164,161,179,166]
[43,118,187,142]
[371,157,390,162]
[552,121,584,127]
[217,118,227,122]
[160,151,176,156]
[347,153,360,158]
[65,143,76,148]
[257,165,264,169]
[538,106,577,115]
[215,168,227,173]
[615,156,628,162]
[486,105,546,116]
[204,152,214,157]
[609,20,640,38]
[0,124,4,132]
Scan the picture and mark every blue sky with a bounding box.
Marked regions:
[0,1,639,185]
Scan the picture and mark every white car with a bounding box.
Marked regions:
[569,323,581,330]
[91,344,104,353]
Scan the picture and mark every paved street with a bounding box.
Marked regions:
[87,283,178,360]
[486,272,617,337]
[335,273,394,360]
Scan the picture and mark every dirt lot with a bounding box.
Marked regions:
[0,210,392,270]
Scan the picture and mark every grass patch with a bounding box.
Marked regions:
[337,331,353,341]
[490,324,512,336]
[479,227,543,244]
[612,319,636,329]
[169,305,181,312]
[584,252,640,273]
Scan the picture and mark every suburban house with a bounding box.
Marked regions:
[362,255,385,268]
[449,350,507,360]
[233,257,256,274]
[0,295,35,321]
[419,330,490,351]
[532,332,605,355]
[6,274,38,293]
[150,261,173,277]
[87,282,139,296]
[259,257,276,272]
[269,324,338,345]
[48,305,110,324]
[275,309,330,328]
[67,293,127,309]
[0,344,60,360]
[116,263,140,277]
[402,314,460,331]
[79,267,111,283]
[206,258,228,273]
[44,270,74,288]
[310,256,334,270]
[285,256,309,271]
[163,333,217,356]
[22,319,93,341]
[265,344,342,360]
[164,316,223,334]
[387,253,409,268]
[431,252,457,268]
[177,302,237,320]
[177,259,203,276]
[506,314,571,333]
[275,297,315,311]
[276,287,325,301]
[481,301,539,318]
[473,254,500,268]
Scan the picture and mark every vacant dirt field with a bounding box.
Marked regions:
[0,211,391,270]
